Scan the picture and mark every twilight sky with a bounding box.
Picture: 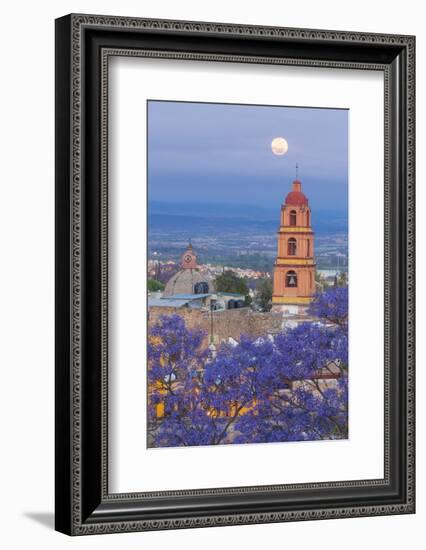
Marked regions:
[147,100,348,214]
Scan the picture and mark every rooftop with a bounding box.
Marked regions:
[148,298,193,308]
[166,293,211,300]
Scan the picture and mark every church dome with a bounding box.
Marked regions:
[163,242,213,297]
[285,180,308,206]
[163,269,213,297]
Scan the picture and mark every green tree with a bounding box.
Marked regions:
[255,278,273,311]
[214,270,250,297]
[315,272,330,290]
[338,271,348,287]
[148,279,165,292]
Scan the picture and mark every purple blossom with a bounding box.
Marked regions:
[308,287,348,328]
[148,290,349,448]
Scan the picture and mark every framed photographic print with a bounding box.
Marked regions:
[55,14,415,535]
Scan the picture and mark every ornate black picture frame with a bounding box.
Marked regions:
[55,14,415,535]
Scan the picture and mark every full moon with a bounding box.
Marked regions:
[271,137,289,156]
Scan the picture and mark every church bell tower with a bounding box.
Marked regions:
[181,242,197,269]
[272,179,316,313]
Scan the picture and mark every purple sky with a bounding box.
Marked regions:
[147,100,348,214]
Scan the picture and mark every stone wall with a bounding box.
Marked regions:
[148,306,284,345]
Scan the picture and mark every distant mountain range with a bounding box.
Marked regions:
[149,200,279,221]
[148,201,348,236]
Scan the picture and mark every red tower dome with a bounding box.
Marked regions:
[284,180,308,206]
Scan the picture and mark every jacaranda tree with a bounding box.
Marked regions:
[147,287,348,447]
[308,287,348,328]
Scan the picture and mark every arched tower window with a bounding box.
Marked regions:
[194,282,209,294]
[306,209,310,226]
[307,239,310,257]
[289,210,297,226]
[286,270,297,288]
[287,238,297,256]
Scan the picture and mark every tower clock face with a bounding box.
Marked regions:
[184,254,193,264]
